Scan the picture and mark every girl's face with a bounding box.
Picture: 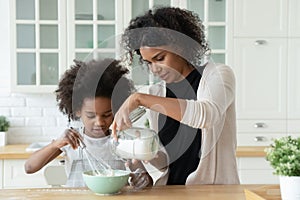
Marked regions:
[139,46,194,83]
[77,97,113,138]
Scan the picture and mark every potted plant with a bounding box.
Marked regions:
[265,136,300,200]
[0,115,10,146]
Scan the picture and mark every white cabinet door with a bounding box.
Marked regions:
[234,0,288,37]
[233,38,287,119]
[289,0,300,37]
[3,159,61,189]
[67,0,123,64]
[0,160,3,188]
[10,0,67,93]
[237,157,279,184]
[287,39,300,136]
[287,39,300,119]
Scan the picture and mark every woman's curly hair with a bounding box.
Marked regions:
[121,6,210,68]
[55,58,135,121]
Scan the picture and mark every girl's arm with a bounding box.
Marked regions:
[25,128,83,173]
[24,140,63,173]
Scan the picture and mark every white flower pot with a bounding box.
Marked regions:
[0,131,7,146]
[280,176,300,200]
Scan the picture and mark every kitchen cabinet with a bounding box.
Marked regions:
[184,0,231,65]
[0,160,2,188]
[237,157,279,184]
[10,0,67,93]
[289,0,300,37]
[287,39,300,137]
[10,0,231,92]
[2,159,62,189]
[233,38,287,119]
[67,0,123,65]
[10,0,123,93]
[233,0,288,37]
[232,0,300,146]
[233,38,287,146]
[237,120,286,146]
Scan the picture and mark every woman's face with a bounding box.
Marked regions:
[77,97,113,138]
[140,46,194,83]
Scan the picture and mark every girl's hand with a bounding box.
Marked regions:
[55,128,83,149]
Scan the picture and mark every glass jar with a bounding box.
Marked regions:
[110,127,159,161]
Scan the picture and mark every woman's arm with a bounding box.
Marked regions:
[112,93,187,136]
[112,64,235,134]
[181,64,236,129]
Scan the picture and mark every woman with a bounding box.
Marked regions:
[112,7,240,185]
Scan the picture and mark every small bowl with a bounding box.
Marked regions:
[82,170,130,195]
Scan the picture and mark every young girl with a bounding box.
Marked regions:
[25,58,153,187]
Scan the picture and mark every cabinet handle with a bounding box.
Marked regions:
[254,122,266,128]
[254,136,266,142]
[254,40,267,45]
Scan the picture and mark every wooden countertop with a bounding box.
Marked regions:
[0,144,33,159]
[0,144,267,159]
[236,146,267,157]
[0,184,276,200]
[0,144,65,159]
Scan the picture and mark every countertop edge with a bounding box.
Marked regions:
[0,144,267,159]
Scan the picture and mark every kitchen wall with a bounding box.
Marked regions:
[0,0,65,144]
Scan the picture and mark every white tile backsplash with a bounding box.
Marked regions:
[0,94,67,144]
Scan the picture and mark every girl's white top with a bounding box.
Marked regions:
[60,129,125,187]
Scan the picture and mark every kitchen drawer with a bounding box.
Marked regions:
[237,120,286,133]
[238,157,272,170]
[287,133,300,138]
[237,133,285,146]
[237,157,279,184]
[239,170,279,184]
[3,159,61,189]
[287,120,300,132]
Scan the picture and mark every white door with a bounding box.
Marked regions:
[233,38,287,119]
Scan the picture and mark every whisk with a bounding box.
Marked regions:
[129,107,146,123]
[79,139,114,176]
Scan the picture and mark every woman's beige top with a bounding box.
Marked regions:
[149,62,240,185]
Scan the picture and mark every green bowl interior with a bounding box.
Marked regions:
[82,170,130,195]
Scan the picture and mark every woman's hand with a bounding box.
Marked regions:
[54,128,84,149]
[111,93,141,140]
[129,168,153,190]
[144,151,169,172]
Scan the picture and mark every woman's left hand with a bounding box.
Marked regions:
[129,168,153,190]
